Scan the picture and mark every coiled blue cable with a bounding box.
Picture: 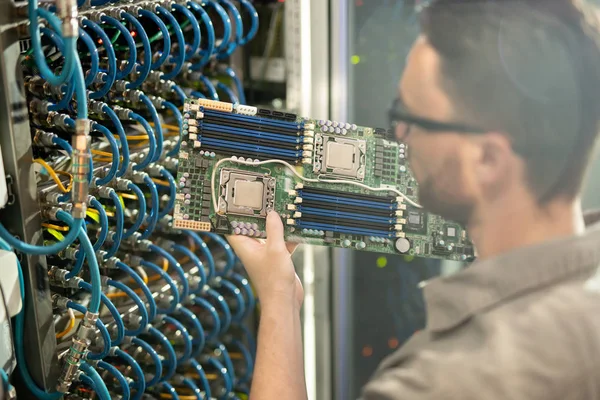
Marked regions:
[123,182,146,238]
[157,168,176,218]
[188,1,215,70]
[204,0,232,54]
[225,66,246,105]
[98,360,131,400]
[200,75,219,100]
[65,219,87,279]
[28,3,75,86]
[172,3,201,60]
[108,279,148,336]
[229,339,254,384]
[115,348,146,399]
[100,15,137,80]
[162,316,193,364]
[177,306,205,358]
[105,190,124,258]
[149,244,189,298]
[80,362,111,400]
[148,326,177,381]
[172,244,207,293]
[82,19,117,99]
[122,12,151,89]
[131,337,162,388]
[214,342,236,385]
[139,9,171,69]
[130,112,156,169]
[79,281,125,346]
[140,174,159,239]
[51,135,72,154]
[216,0,242,58]
[117,261,157,322]
[157,6,185,80]
[181,377,203,400]
[48,81,74,112]
[238,0,259,45]
[191,297,220,342]
[159,382,180,400]
[139,94,163,162]
[90,197,109,250]
[103,104,130,176]
[93,123,120,185]
[66,301,111,360]
[202,232,235,276]
[172,84,188,105]
[216,82,239,104]
[78,29,99,87]
[190,90,206,99]
[163,100,183,157]
[206,288,231,334]
[189,359,212,399]
[140,260,180,314]
[218,278,245,322]
[184,231,215,279]
[207,357,233,398]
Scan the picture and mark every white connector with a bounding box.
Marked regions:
[234,104,258,116]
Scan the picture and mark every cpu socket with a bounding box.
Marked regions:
[217,169,275,217]
[315,135,366,180]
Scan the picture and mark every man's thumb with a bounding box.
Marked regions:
[265,211,286,251]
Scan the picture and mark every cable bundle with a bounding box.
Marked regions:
[1,0,259,398]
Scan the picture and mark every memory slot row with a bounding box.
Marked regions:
[297,191,397,211]
[203,109,303,133]
[298,186,397,204]
[297,206,398,225]
[199,137,302,161]
[295,221,393,238]
[200,123,303,145]
[299,199,397,217]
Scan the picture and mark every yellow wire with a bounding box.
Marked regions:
[55,310,75,339]
[41,223,70,232]
[33,159,72,193]
[91,149,113,157]
[119,192,138,200]
[150,123,179,131]
[123,135,150,140]
[152,178,170,187]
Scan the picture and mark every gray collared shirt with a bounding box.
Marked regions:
[361,214,600,400]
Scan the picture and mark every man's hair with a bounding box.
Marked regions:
[420,0,600,202]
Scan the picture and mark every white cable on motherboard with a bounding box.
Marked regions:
[211,157,422,213]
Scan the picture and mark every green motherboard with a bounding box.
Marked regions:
[174,99,474,261]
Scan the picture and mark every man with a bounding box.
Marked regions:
[227,0,600,399]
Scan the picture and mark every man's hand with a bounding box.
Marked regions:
[226,211,304,310]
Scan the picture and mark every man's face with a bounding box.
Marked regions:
[397,36,482,226]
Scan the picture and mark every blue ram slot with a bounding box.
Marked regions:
[200,137,302,158]
[298,206,396,224]
[201,122,302,144]
[203,109,302,131]
[296,221,393,238]
[298,192,397,210]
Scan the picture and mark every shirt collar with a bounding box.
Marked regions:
[424,210,600,333]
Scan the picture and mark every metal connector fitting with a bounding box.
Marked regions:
[44,206,63,221]
[150,96,164,109]
[97,186,115,199]
[113,79,128,93]
[48,267,68,286]
[147,70,163,83]
[75,118,90,136]
[95,250,108,261]
[158,215,173,231]
[127,4,142,15]
[129,170,148,184]
[114,178,132,191]
[138,239,152,252]
[72,202,87,220]
[100,275,110,287]
[124,89,142,104]
[159,80,176,93]
[120,336,133,345]
[43,192,63,205]
[89,100,105,114]
[33,129,54,147]
[64,247,79,261]
[93,71,106,84]
[113,105,131,120]
[56,0,78,37]
[124,232,142,248]
[49,113,69,130]
[85,195,96,206]
[126,254,143,267]
[148,164,164,177]
[66,276,84,289]
[59,203,73,214]
[52,294,70,310]
[164,157,179,171]
[105,231,115,244]
[103,256,119,269]
[105,8,123,19]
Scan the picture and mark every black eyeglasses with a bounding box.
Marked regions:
[388,97,486,138]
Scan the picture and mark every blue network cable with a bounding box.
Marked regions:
[225,66,246,104]
[79,281,125,346]
[140,260,180,314]
[177,306,206,358]
[201,232,235,276]
[218,278,246,322]
[115,347,146,399]
[122,12,151,89]
[82,19,117,99]
[214,342,236,385]
[162,315,193,363]
[78,29,99,87]
[108,279,148,336]
[131,337,162,388]
[229,339,254,384]
[130,112,156,169]
[207,357,233,397]
[79,362,111,400]
[192,297,220,342]
[229,272,255,319]
[188,1,215,70]
[204,0,232,55]
[190,90,206,99]
[184,231,216,279]
[181,377,203,400]
[100,15,137,80]
[200,75,219,100]
[117,260,157,321]
[139,94,163,162]
[139,9,172,69]
[90,197,109,250]
[149,244,189,298]
[157,168,176,218]
[189,359,212,400]
[105,190,124,258]
[216,0,243,58]
[172,3,201,60]
[139,175,158,239]
[172,243,207,292]
[123,182,146,238]
[157,6,185,80]
[103,104,130,176]
[148,326,177,381]
[52,135,72,154]
[159,382,180,400]
[98,361,131,400]
[216,82,239,104]
[93,123,120,185]
[66,301,111,360]
[172,84,188,106]
[238,0,259,45]
[206,288,231,334]
[163,100,183,157]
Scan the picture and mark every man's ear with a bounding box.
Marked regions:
[473,132,514,197]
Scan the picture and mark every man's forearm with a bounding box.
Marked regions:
[250,299,307,400]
